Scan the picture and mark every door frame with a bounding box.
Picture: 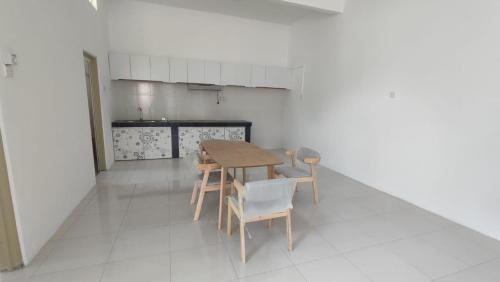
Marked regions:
[0,129,22,271]
[83,51,106,172]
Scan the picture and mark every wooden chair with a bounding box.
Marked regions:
[190,154,233,221]
[274,147,321,204]
[227,178,297,263]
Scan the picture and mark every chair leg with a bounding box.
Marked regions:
[312,179,319,205]
[227,204,233,235]
[240,221,246,263]
[193,190,205,221]
[190,181,199,205]
[286,211,293,251]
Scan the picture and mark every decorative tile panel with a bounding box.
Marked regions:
[113,127,144,160]
[224,127,245,141]
[179,127,203,158]
[142,127,172,159]
[202,127,225,140]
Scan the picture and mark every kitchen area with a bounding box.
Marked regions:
[109,51,294,161]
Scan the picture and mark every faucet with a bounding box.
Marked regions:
[137,107,143,121]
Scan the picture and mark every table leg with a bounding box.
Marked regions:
[218,167,227,230]
[267,165,275,179]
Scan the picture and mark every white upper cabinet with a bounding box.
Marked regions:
[221,63,251,87]
[150,56,170,82]
[251,65,266,87]
[187,59,205,84]
[110,51,292,90]
[266,66,292,89]
[169,58,188,83]
[205,61,221,85]
[130,55,151,80]
[109,53,131,80]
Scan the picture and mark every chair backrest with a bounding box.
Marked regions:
[244,178,296,211]
[296,147,321,164]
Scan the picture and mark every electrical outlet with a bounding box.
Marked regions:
[389,91,396,99]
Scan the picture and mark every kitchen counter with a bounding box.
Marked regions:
[111,120,252,160]
[112,119,252,127]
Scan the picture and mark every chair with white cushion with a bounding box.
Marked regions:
[274,147,321,204]
[227,178,297,263]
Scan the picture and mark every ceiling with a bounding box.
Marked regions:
[135,0,335,25]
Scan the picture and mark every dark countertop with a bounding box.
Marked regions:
[112,120,252,127]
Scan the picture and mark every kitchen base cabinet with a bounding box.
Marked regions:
[113,127,144,160]
[113,127,172,160]
[112,121,251,160]
[178,127,203,158]
[142,127,172,159]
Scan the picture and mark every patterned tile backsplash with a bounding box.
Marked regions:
[113,127,172,160]
[113,126,245,160]
[178,127,245,157]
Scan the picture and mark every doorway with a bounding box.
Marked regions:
[0,130,22,271]
[83,52,106,174]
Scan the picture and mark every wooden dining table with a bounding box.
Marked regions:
[200,140,284,230]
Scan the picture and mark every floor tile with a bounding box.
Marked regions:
[101,254,170,282]
[344,246,431,282]
[226,236,293,278]
[30,265,104,282]
[275,228,339,264]
[239,267,305,282]
[63,212,125,238]
[36,234,115,274]
[108,226,170,262]
[170,221,222,251]
[121,206,170,230]
[296,255,371,282]
[384,237,469,278]
[418,229,499,266]
[170,244,235,282]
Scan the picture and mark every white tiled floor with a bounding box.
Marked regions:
[3,150,500,282]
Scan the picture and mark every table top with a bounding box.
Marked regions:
[201,140,283,168]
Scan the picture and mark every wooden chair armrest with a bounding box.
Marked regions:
[196,162,221,171]
[304,157,321,165]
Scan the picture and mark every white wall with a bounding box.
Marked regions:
[282,0,345,13]
[108,0,290,65]
[285,0,500,240]
[0,0,113,262]
[108,0,291,149]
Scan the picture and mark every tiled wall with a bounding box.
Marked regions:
[110,81,286,149]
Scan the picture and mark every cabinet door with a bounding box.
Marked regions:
[266,66,292,89]
[130,55,151,80]
[205,61,221,85]
[221,62,251,87]
[187,59,205,84]
[142,127,172,159]
[178,127,203,158]
[251,65,266,87]
[112,127,144,160]
[150,56,170,82]
[202,127,225,140]
[224,127,245,141]
[109,53,131,80]
[170,58,188,83]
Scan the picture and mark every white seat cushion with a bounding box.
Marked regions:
[275,166,310,178]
